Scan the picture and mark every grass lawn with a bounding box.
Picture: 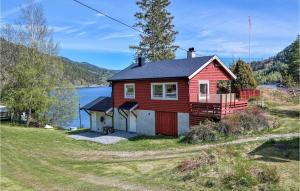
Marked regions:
[1,122,299,190]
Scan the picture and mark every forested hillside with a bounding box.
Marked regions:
[0,38,117,87]
[250,36,299,86]
[60,57,118,86]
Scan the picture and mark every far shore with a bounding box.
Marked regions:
[75,84,110,89]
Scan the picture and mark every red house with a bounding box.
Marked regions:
[81,48,253,136]
[102,48,248,136]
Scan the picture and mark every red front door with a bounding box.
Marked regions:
[155,111,178,136]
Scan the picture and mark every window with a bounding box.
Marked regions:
[124,83,135,99]
[198,80,209,99]
[165,84,177,99]
[151,82,178,100]
[152,84,163,98]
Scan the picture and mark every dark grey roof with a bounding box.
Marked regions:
[81,97,112,112]
[118,101,138,111]
[108,56,215,81]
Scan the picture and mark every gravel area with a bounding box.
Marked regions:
[68,131,138,144]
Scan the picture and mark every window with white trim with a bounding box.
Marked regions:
[124,83,135,99]
[151,82,178,100]
[198,80,209,99]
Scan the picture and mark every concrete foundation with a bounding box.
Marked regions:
[136,110,155,135]
[178,112,190,135]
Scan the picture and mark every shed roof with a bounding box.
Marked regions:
[80,97,112,113]
[118,101,138,111]
[108,55,236,81]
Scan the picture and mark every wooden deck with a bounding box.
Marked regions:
[189,93,248,126]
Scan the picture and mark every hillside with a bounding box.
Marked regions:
[0,38,118,87]
[250,36,299,84]
[59,57,118,86]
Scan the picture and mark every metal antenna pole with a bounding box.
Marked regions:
[248,16,252,62]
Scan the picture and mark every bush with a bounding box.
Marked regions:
[256,166,280,184]
[222,106,279,135]
[183,120,219,143]
[178,152,216,172]
[221,164,280,189]
[184,106,279,143]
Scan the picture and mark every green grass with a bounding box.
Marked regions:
[1,123,299,191]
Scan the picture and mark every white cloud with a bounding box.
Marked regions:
[99,32,138,40]
[76,32,86,37]
[1,0,43,18]
[50,26,72,33]
[96,13,104,17]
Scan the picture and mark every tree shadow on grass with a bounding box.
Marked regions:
[270,108,299,119]
[128,135,178,141]
[248,138,299,162]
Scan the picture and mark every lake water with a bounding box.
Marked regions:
[69,87,111,129]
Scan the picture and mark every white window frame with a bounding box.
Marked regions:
[151,82,178,100]
[124,83,135,99]
[198,80,210,100]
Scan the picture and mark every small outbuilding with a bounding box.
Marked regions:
[80,97,113,133]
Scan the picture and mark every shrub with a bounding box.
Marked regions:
[221,164,280,189]
[178,152,216,172]
[183,119,219,143]
[222,106,278,135]
[257,166,280,184]
[222,172,255,189]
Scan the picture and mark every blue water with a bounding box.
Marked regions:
[69,87,112,129]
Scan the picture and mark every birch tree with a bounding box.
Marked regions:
[1,0,77,127]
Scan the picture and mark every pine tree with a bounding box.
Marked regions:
[231,59,257,92]
[286,36,300,83]
[130,0,179,62]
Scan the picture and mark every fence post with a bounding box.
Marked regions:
[220,94,222,119]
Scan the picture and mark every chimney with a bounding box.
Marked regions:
[137,56,145,67]
[187,47,196,59]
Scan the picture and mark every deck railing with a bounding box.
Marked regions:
[239,89,260,101]
[198,93,237,103]
[190,93,248,126]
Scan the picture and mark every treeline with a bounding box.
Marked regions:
[250,36,299,87]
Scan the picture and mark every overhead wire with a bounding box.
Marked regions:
[72,0,201,56]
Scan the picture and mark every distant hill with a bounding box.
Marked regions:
[250,43,291,71]
[0,38,118,87]
[59,56,118,86]
[250,37,299,84]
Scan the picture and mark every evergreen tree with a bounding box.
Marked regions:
[231,59,257,92]
[286,36,300,83]
[130,0,179,62]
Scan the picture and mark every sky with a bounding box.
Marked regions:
[1,0,299,70]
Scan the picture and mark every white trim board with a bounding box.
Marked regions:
[124,83,135,99]
[188,55,237,80]
[198,80,210,100]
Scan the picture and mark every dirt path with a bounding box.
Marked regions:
[72,132,300,161]
[38,159,165,191]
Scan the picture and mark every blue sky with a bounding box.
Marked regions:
[1,0,299,70]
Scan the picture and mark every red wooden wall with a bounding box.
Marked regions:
[189,60,232,102]
[112,78,190,113]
